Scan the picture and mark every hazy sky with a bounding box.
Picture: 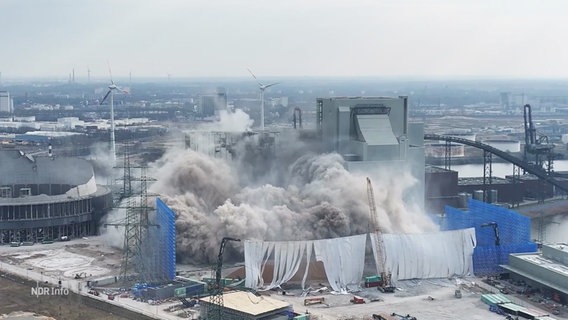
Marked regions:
[1,0,567,79]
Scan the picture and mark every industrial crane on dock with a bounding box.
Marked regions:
[366,177,395,293]
[207,237,241,320]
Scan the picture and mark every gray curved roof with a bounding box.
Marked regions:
[0,150,94,186]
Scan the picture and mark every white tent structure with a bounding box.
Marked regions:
[244,229,476,293]
[245,234,367,293]
[370,228,476,281]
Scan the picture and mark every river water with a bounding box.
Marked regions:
[451,159,568,178]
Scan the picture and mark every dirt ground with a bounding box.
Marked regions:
[0,271,127,320]
[1,237,566,320]
[271,278,568,320]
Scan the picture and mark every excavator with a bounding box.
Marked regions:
[367,177,396,293]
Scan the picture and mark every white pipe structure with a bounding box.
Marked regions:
[100,82,127,166]
[110,91,116,166]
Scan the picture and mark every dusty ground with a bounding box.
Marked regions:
[1,237,566,320]
[263,278,568,320]
[0,271,127,320]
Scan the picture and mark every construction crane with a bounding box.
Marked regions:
[366,177,395,293]
[481,222,500,246]
[207,237,241,320]
[523,104,555,173]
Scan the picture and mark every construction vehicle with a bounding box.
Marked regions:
[454,289,462,298]
[350,295,366,304]
[88,289,100,296]
[373,314,398,320]
[207,237,241,320]
[303,297,326,306]
[390,313,417,320]
[367,177,396,293]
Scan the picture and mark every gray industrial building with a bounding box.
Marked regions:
[0,150,112,244]
[0,91,13,114]
[316,96,425,207]
[199,87,227,118]
[502,243,568,304]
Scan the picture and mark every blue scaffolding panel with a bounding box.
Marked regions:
[443,199,537,275]
[154,197,177,281]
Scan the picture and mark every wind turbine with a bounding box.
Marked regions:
[100,64,128,166]
[247,69,279,130]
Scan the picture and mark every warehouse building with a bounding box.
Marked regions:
[502,243,568,304]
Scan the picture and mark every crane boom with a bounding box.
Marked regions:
[367,177,386,272]
[208,237,241,320]
[216,237,241,286]
[366,177,394,292]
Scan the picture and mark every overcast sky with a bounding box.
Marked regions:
[1,0,567,79]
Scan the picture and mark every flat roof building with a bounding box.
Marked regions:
[502,243,568,304]
[199,291,292,320]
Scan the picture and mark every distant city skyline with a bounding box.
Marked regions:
[1,0,568,79]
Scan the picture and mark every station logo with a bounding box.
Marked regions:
[31,282,69,297]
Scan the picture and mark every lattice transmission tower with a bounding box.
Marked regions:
[105,142,157,285]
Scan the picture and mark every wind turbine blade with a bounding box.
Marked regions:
[247,68,263,87]
[264,82,280,89]
[247,68,258,80]
[107,60,114,84]
[100,90,112,105]
[116,86,130,94]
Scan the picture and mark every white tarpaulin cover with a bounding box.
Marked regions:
[313,234,367,293]
[244,240,312,291]
[370,228,476,281]
[244,235,366,293]
[245,229,475,292]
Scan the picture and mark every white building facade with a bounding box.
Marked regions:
[0,91,14,113]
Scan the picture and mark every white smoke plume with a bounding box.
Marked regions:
[88,141,116,185]
[148,109,438,264]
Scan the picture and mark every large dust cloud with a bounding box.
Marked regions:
[148,109,438,264]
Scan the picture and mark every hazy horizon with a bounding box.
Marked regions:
[1,0,567,79]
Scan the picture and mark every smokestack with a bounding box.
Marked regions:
[72,68,75,83]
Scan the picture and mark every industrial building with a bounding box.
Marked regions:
[199,87,227,118]
[424,164,568,212]
[502,243,568,304]
[0,150,112,244]
[0,91,13,113]
[424,166,460,213]
[458,177,524,205]
[316,96,425,206]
